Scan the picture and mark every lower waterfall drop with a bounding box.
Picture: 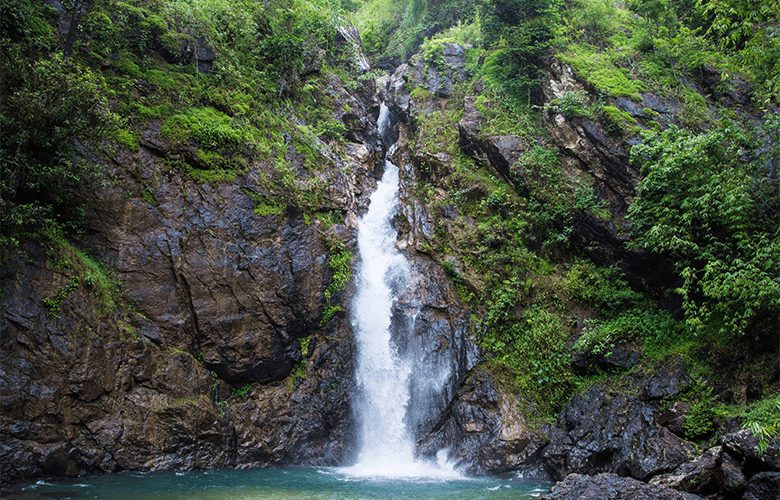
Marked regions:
[343,104,460,479]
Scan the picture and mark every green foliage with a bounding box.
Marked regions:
[300,335,312,357]
[231,383,254,399]
[669,383,718,441]
[0,50,118,250]
[0,0,54,49]
[353,0,476,63]
[320,238,353,326]
[742,395,780,455]
[544,90,591,118]
[701,0,780,101]
[479,0,560,104]
[561,0,623,44]
[37,228,128,319]
[559,43,646,100]
[629,120,780,337]
[683,396,717,440]
[482,282,574,417]
[43,277,80,317]
[161,107,247,150]
[601,105,639,134]
[567,261,684,359]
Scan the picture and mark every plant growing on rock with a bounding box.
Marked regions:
[743,394,780,456]
[320,238,354,326]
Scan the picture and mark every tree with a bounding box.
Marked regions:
[1,46,116,248]
[478,0,561,104]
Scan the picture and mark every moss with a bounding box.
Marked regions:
[601,105,639,134]
[40,230,129,320]
[589,67,645,100]
[300,335,312,357]
[112,128,140,150]
[114,57,142,78]
[320,238,353,326]
[254,202,285,217]
[141,187,158,206]
[188,167,241,184]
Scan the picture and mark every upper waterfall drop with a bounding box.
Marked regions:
[342,103,462,479]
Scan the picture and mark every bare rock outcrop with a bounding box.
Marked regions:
[542,473,706,500]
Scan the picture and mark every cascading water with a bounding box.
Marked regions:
[342,104,460,479]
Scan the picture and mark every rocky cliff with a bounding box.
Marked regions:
[373,39,779,499]
[1,4,778,499]
[0,18,486,484]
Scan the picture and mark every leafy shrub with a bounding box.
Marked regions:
[479,0,559,104]
[743,395,780,456]
[629,121,780,337]
[0,51,117,250]
[481,278,574,418]
[0,0,54,46]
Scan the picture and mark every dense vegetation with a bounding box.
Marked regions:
[1,0,778,443]
[354,0,779,429]
[1,0,369,251]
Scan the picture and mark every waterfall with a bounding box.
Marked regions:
[342,104,461,479]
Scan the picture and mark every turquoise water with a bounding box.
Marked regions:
[3,467,552,499]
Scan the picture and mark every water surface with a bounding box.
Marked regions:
[3,467,553,500]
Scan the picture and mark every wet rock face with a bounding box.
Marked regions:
[381,43,470,122]
[650,446,724,495]
[79,174,330,384]
[390,256,480,440]
[416,371,547,476]
[374,42,485,451]
[721,428,780,474]
[0,189,362,484]
[0,36,383,481]
[0,252,231,481]
[743,472,780,500]
[541,473,707,500]
[540,364,695,481]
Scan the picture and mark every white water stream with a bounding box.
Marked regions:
[341,105,460,480]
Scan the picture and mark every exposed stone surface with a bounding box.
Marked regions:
[571,345,640,375]
[540,367,695,481]
[381,43,470,119]
[742,471,780,500]
[392,256,480,440]
[0,33,491,486]
[0,29,381,482]
[416,371,547,475]
[539,59,677,290]
[721,429,780,473]
[642,360,689,401]
[657,402,692,437]
[541,473,706,500]
[720,451,748,497]
[650,446,723,494]
[458,96,527,191]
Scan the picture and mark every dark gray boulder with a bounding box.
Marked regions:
[541,473,706,500]
[650,446,723,495]
[742,471,780,500]
[541,367,695,481]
